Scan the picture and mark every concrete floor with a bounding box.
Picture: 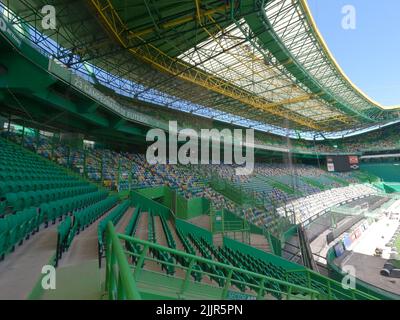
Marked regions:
[249,234,270,252]
[188,215,211,231]
[0,224,57,300]
[335,251,400,295]
[41,260,103,300]
[136,211,149,240]
[115,207,135,234]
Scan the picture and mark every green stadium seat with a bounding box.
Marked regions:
[97,199,129,266]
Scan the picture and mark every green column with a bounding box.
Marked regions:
[100,154,104,183]
[35,129,40,153]
[6,115,11,139]
[83,149,87,178]
[67,146,71,169]
[128,160,133,191]
[117,156,121,191]
[51,135,55,160]
[21,125,25,147]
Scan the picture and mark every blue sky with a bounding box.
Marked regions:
[307,0,400,106]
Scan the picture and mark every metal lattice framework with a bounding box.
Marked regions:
[3,0,400,135]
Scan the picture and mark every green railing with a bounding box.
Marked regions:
[118,233,320,300]
[211,208,250,233]
[285,269,378,301]
[104,222,378,300]
[105,223,141,300]
[220,220,248,232]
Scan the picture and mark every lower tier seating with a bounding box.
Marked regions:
[56,196,120,266]
[0,137,110,263]
[97,200,130,259]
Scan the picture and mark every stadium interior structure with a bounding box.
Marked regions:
[0,0,399,300]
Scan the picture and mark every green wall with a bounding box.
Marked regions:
[131,185,213,244]
[130,190,171,220]
[361,163,400,182]
[175,219,213,244]
[283,225,298,242]
[212,209,246,233]
[176,193,210,220]
[175,194,188,219]
[383,183,400,193]
[133,186,210,220]
[163,187,174,211]
[372,182,400,194]
[268,234,282,257]
[187,197,210,219]
[136,186,165,199]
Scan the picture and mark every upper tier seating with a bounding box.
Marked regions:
[274,184,378,224]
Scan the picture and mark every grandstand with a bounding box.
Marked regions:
[0,0,399,302]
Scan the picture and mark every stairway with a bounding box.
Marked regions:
[213,233,224,247]
[40,206,133,299]
[249,234,270,253]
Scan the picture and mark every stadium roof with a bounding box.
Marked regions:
[5,0,400,136]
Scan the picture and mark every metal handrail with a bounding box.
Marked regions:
[114,232,325,300]
[284,269,378,300]
[105,222,141,300]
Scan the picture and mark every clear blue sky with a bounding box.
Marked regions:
[307,0,400,106]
